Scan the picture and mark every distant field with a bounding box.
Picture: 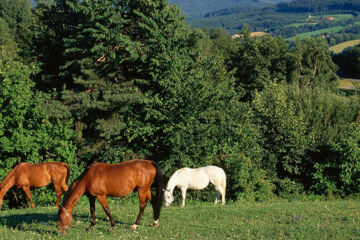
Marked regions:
[330,39,360,54]
[250,31,267,37]
[0,199,360,239]
[287,26,344,41]
[339,78,360,90]
[304,14,354,22]
[285,14,354,28]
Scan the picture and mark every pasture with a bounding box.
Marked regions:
[329,39,360,54]
[338,78,359,90]
[287,26,344,41]
[285,14,354,28]
[0,199,359,239]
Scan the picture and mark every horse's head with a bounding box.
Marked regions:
[57,206,73,234]
[164,189,174,207]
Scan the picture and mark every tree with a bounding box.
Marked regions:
[0,0,35,61]
[230,30,290,100]
[333,44,360,78]
[289,38,338,89]
[0,54,77,207]
[252,82,309,195]
[0,17,17,59]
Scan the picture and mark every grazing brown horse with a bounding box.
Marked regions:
[57,159,164,234]
[0,162,70,209]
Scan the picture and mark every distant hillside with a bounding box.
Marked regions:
[189,0,360,36]
[276,0,360,13]
[169,0,290,20]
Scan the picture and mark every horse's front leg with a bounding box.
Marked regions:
[87,195,96,231]
[22,186,34,208]
[96,195,115,231]
[131,188,151,230]
[181,188,187,208]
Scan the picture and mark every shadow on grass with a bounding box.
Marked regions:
[0,211,131,236]
[0,213,58,235]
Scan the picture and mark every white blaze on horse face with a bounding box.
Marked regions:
[164,190,174,207]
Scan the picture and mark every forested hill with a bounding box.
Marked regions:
[202,0,360,19]
[169,0,290,19]
[276,0,360,13]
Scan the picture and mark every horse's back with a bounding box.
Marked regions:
[85,160,156,197]
[13,162,52,187]
[203,166,225,180]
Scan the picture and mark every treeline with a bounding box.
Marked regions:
[203,6,251,18]
[277,0,360,13]
[333,44,360,78]
[0,0,359,207]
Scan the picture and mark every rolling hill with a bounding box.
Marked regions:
[169,0,291,20]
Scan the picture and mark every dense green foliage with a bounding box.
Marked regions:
[0,0,359,208]
[333,44,360,78]
[0,54,78,207]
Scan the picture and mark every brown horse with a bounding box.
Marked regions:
[57,159,164,234]
[0,162,70,209]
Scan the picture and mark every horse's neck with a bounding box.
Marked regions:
[166,173,181,193]
[63,180,86,213]
[0,170,15,199]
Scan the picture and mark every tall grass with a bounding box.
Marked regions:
[0,198,359,239]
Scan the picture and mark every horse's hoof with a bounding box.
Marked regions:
[153,220,159,228]
[130,224,138,231]
[109,226,114,232]
[87,226,94,232]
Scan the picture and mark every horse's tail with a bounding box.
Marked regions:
[63,163,70,185]
[221,170,226,201]
[151,162,164,221]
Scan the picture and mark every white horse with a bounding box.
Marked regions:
[164,166,226,207]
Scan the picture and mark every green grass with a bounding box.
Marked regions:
[338,78,360,90]
[287,26,344,41]
[1,199,360,239]
[330,39,360,54]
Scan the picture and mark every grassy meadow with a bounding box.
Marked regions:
[287,26,344,41]
[338,78,360,90]
[0,198,359,239]
[330,39,360,54]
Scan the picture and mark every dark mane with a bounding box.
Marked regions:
[60,163,96,206]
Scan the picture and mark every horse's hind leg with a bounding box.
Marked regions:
[131,188,151,230]
[22,186,34,208]
[213,183,225,205]
[96,195,115,231]
[61,182,68,192]
[87,195,96,231]
[54,184,62,208]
